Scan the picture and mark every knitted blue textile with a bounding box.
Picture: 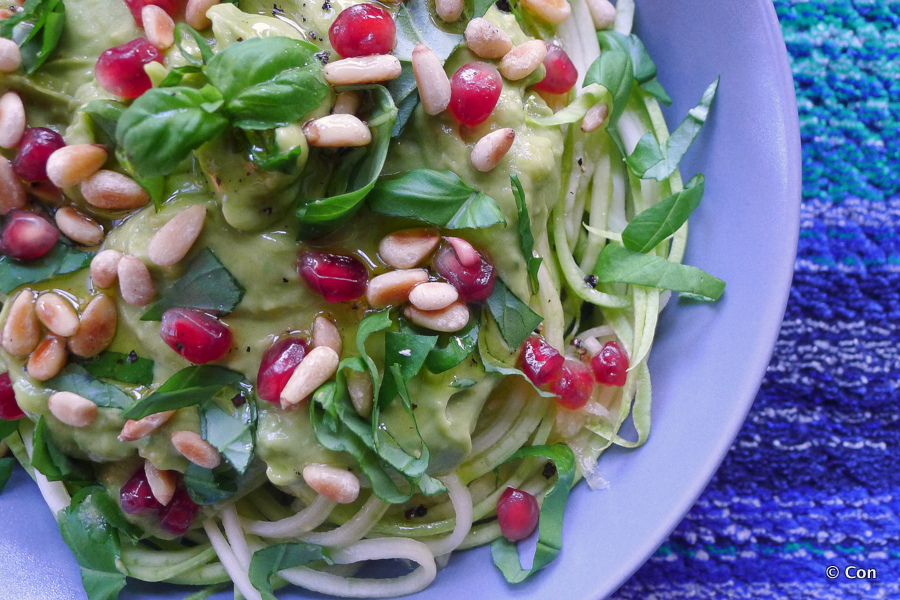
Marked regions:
[613,1,900,598]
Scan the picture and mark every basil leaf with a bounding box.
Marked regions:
[0,418,17,440]
[46,364,134,409]
[449,378,476,389]
[120,365,246,420]
[244,127,307,173]
[32,416,92,483]
[200,396,256,474]
[141,248,245,320]
[206,36,328,130]
[491,443,576,583]
[80,100,126,148]
[354,310,394,397]
[117,85,229,179]
[477,319,555,399]
[0,0,65,74]
[510,174,542,294]
[417,473,447,495]
[0,243,92,294]
[423,318,479,374]
[597,29,671,105]
[0,457,14,493]
[622,174,704,253]
[249,543,331,600]
[173,23,214,66]
[582,50,633,132]
[184,456,263,505]
[79,351,155,386]
[594,243,725,301]
[158,64,204,88]
[378,331,437,407]
[626,78,719,181]
[368,169,506,229]
[88,486,144,542]
[473,0,496,17]
[486,278,543,349]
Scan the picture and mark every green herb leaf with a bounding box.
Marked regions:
[141,248,245,321]
[582,50,634,131]
[368,169,506,229]
[491,443,576,583]
[32,416,92,483]
[0,457,14,493]
[88,486,144,542]
[477,318,555,399]
[621,174,705,253]
[80,100,126,148]
[486,278,543,349]
[0,243,92,294]
[423,318,479,374]
[594,243,725,301]
[0,418,17,441]
[249,542,331,600]
[79,351,155,386]
[173,23,214,66]
[46,364,134,409]
[510,174,542,294]
[597,30,671,105]
[417,473,448,495]
[184,454,263,505]
[449,378,477,389]
[473,0,496,17]
[378,331,437,407]
[120,365,246,420]
[200,396,256,474]
[0,0,65,74]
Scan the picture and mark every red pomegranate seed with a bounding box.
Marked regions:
[160,308,232,364]
[120,468,164,515]
[12,127,65,182]
[329,3,395,58]
[549,359,594,410]
[297,251,368,303]
[257,337,309,403]
[497,487,539,541]
[0,210,59,261]
[449,62,503,127]
[123,0,181,27]
[159,486,200,536]
[433,242,495,302]
[94,38,163,99]
[0,372,24,421]
[534,44,578,95]
[591,340,629,386]
[518,335,564,387]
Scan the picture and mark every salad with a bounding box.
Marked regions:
[0,0,723,598]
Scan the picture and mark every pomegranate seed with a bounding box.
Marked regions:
[449,62,503,127]
[120,468,164,515]
[0,210,59,261]
[123,0,181,27]
[518,335,564,387]
[160,308,232,364]
[257,337,308,403]
[549,359,594,410]
[159,486,200,535]
[534,44,578,95]
[329,3,396,58]
[432,242,495,302]
[12,128,65,182]
[95,38,163,99]
[0,372,24,421]
[497,487,539,541]
[297,251,368,303]
[591,340,629,386]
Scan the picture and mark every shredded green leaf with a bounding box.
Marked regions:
[78,351,155,387]
[621,174,705,253]
[249,542,331,600]
[510,174,543,294]
[46,364,134,410]
[485,278,543,350]
[120,365,246,420]
[0,243,92,295]
[0,0,66,74]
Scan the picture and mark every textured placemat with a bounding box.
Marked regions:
[612,1,900,598]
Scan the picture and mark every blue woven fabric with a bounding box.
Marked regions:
[612,1,900,598]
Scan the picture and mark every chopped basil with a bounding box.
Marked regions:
[31,416,92,483]
[0,418,18,441]
[582,50,634,134]
[0,457,14,493]
[79,351,155,386]
[0,243,92,294]
[510,174,543,294]
[485,278,543,350]
[378,331,437,406]
[423,318,480,374]
[200,396,256,475]
[120,365,246,420]
[597,30,672,105]
[249,543,331,600]
[0,0,65,74]
[621,174,705,253]
[45,364,134,410]
[80,99,126,149]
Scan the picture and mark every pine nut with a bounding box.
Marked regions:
[404,301,470,333]
[147,204,207,266]
[119,410,177,442]
[323,55,402,86]
[302,464,360,504]
[171,430,222,469]
[185,0,219,30]
[280,346,340,408]
[365,269,429,309]
[408,281,459,311]
[81,170,150,211]
[142,5,175,49]
[35,292,80,337]
[332,91,361,115]
[499,40,548,81]
[118,255,156,306]
[0,155,26,215]
[444,236,482,267]
[55,206,105,246]
[0,91,26,148]
[435,0,462,22]
[464,18,513,59]
[0,9,13,19]
[519,0,571,24]
[470,127,516,172]
[346,369,373,417]
[48,391,97,428]
[1,290,40,358]
[303,114,371,148]
[144,460,177,505]
[312,315,342,355]
[46,144,108,189]
[585,0,616,29]
[581,102,609,133]
[412,44,451,115]
[90,249,123,289]
[26,335,67,381]
[0,37,20,73]
[378,228,440,269]
[68,294,117,358]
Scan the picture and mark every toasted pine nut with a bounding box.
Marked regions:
[1,290,40,358]
[90,249,123,289]
[346,369,373,417]
[68,294,117,358]
[0,8,13,19]
[280,346,340,408]
[378,228,440,269]
[147,204,207,266]
[119,410,177,442]
[26,335,67,381]
[302,464,360,504]
[46,144,108,189]
[445,236,482,267]
[464,18,513,59]
[303,114,371,148]
[332,91,361,116]
[142,5,175,49]
[0,37,21,73]
[48,391,97,428]
[0,91,26,149]
[499,40,548,81]
[171,430,221,469]
[470,127,516,172]
[35,292,80,337]
[323,55,402,86]
[312,316,342,355]
[81,170,150,211]
[408,281,459,312]
[404,301,470,333]
[185,0,219,30]
[519,0,571,24]
[412,44,451,115]
[0,155,26,215]
[585,0,616,29]
[118,255,156,306]
[365,269,429,309]
[145,461,177,505]
[581,102,609,133]
[435,0,462,22]
[55,206,105,246]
